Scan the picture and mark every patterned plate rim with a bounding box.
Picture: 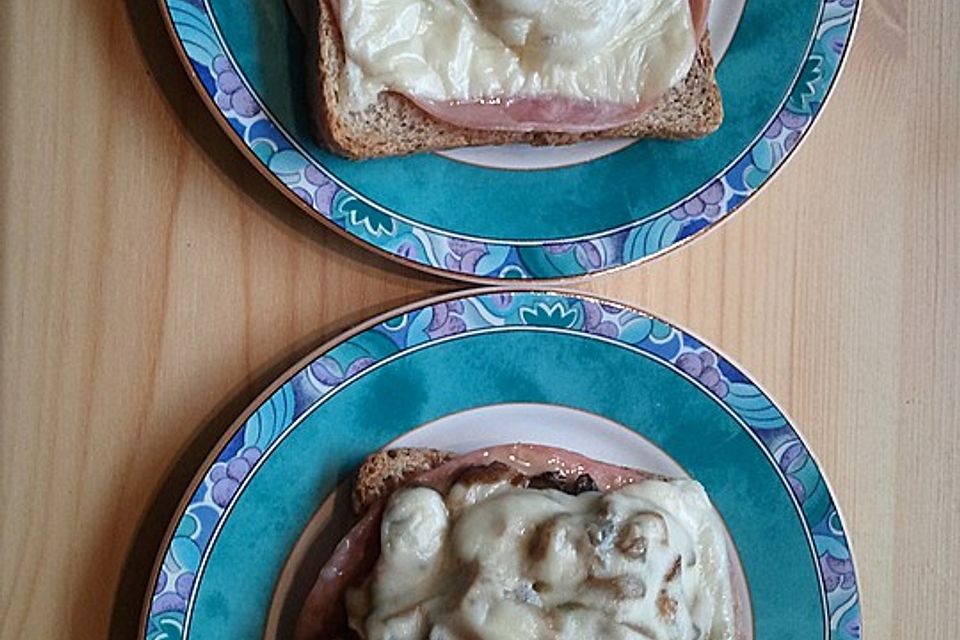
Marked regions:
[139,287,861,639]
[158,0,861,282]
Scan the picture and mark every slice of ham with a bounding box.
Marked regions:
[690,0,710,42]
[411,95,666,135]
[293,443,662,640]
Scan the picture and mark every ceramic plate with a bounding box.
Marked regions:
[160,0,858,281]
[142,289,861,640]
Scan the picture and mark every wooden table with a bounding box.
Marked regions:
[1,0,957,637]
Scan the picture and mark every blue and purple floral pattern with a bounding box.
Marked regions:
[144,291,860,640]
[163,0,858,280]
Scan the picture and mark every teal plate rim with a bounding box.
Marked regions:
[159,0,860,282]
[140,288,861,639]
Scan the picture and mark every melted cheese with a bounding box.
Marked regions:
[348,478,736,639]
[338,0,698,109]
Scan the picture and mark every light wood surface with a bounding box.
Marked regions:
[1,0,957,637]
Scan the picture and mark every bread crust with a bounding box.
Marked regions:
[351,447,453,514]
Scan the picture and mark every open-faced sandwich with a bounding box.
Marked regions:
[306,0,722,158]
[295,444,743,639]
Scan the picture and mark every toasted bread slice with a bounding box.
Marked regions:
[310,0,724,159]
[351,447,453,514]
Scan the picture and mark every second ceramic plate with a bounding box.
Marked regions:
[161,0,858,281]
[142,289,861,640]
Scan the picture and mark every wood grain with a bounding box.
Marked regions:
[0,0,957,638]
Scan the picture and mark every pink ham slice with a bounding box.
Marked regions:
[294,443,663,640]
[410,0,711,133]
[690,0,710,42]
[412,95,664,134]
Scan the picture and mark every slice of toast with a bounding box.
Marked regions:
[310,0,723,159]
[352,447,453,514]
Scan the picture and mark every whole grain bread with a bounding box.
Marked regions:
[352,447,453,514]
[310,0,723,159]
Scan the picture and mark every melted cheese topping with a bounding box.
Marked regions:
[338,0,698,109]
[347,477,736,639]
